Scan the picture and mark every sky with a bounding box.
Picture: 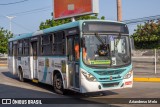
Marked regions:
[0,0,160,34]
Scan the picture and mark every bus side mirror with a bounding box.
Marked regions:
[81,38,85,47]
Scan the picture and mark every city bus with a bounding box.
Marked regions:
[8,20,133,94]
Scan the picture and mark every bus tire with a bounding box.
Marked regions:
[18,67,24,82]
[53,72,65,94]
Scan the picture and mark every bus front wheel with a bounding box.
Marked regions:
[53,73,64,94]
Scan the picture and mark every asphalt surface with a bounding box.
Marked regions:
[0,67,160,107]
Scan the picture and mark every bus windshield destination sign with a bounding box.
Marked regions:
[82,22,128,33]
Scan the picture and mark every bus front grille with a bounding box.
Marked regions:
[102,82,119,87]
[99,76,121,81]
[94,69,125,76]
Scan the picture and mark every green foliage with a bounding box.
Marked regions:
[39,14,105,30]
[131,20,160,49]
[0,27,13,53]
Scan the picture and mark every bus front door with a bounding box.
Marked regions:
[67,36,80,90]
[31,42,38,79]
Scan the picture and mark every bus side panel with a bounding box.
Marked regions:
[21,57,31,79]
[51,57,67,89]
[13,56,18,75]
[38,57,57,85]
[8,56,14,74]
[30,56,34,79]
[37,57,47,83]
[37,57,67,88]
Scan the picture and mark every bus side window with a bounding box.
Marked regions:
[41,34,52,55]
[53,32,65,55]
[18,40,23,56]
[8,42,13,56]
[23,39,29,56]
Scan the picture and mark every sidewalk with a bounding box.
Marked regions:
[0,64,7,67]
[133,68,160,82]
[0,57,7,68]
[134,77,160,82]
[132,54,160,82]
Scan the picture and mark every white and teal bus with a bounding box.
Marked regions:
[8,20,133,94]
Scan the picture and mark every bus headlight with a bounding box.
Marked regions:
[124,70,133,79]
[81,70,97,82]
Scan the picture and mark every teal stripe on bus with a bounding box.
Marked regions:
[43,21,80,34]
[41,65,48,83]
[9,33,33,41]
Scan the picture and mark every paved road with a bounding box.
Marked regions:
[0,67,160,107]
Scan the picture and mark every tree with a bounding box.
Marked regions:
[0,27,13,53]
[39,14,105,30]
[131,20,160,49]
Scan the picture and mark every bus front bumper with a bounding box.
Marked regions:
[80,75,133,93]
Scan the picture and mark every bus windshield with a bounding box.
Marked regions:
[83,34,131,67]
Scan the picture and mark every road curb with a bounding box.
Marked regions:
[134,78,160,82]
[0,64,7,67]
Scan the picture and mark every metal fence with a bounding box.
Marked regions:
[132,49,160,77]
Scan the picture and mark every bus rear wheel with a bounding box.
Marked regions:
[53,73,64,94]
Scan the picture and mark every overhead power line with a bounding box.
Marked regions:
[123,15,160,24]
[0,0,28,5]
[8,6,52,16]
[12,20,33,32]
[0,6,52,19]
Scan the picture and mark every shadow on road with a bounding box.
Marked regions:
[1,71,118,98]
[2,71,19,80]
[1,71,120,107]
[1,71,56,93]
[66,90,118,98]
[0,70,121,106]
[0,84,121,107]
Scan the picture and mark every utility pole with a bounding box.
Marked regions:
[6,16,16,32]
[117,0,122,21]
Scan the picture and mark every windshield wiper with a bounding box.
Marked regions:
[115,33,122,47]
[95,33,105,45]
